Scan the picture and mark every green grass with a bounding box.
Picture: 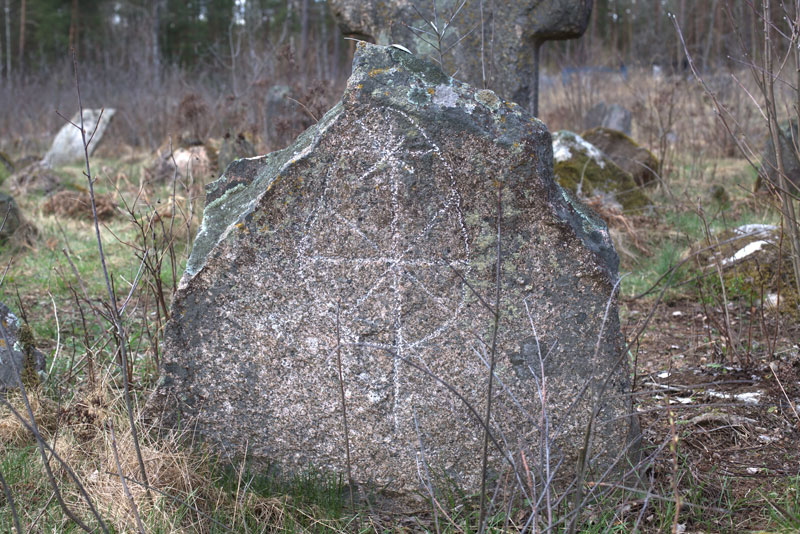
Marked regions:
[0,146,797,532]
[762,476,800,531]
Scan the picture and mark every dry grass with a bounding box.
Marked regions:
[0,52,797,533]
[42,190,118,221]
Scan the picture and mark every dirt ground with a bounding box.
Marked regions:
[622,296,800,531]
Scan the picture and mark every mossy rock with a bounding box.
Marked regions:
[581,127,659,187]
[552,130,652,214]
[686,224,799,316]
[0,151,14,184]
[0,193,23,243]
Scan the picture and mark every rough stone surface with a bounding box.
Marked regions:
[582,127,659,187]
[0,302,46,392]
[553,130,651,214]
[0,194,23,244]
[151,44,638,496]
[330,0,591,111]
[584,103,632,135]
[42,109,116,168]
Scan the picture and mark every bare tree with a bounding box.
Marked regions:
[151,0,162,86]
[4,0,10,81]
[17,0,24,72]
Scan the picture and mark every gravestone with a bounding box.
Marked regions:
[330,0,592,113]
[552,130,651,214]
[584,103,633,136]
[0,194,24,244]
[582,127,658,187]
[152,43,638,496]
[42,108,116,168]
[0,302,46,392]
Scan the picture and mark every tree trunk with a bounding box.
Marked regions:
[532,40,541,117]
[4,0,10,80]
[68,0,79,54]
[701,0,718,72]
[0,2,3,83]
[319,1,327,80]
[152,0,161,86]
[17,0,24,73]
[300,0,310,60]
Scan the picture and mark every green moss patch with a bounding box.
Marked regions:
[688,224,799,316]
[552,130,652,214]
[581,126,659,187]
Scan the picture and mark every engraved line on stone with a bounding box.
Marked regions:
[291,106,473,437]
[389,108,471,259]
[332,212,381,251]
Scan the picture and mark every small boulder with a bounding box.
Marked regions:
[0,193,37,247]
[584,103,632,136]
[42,108,116,168]
[144,143,217,184]
[553,130,651,214]
[686,224,799,314]
[707,184,730,206]
[581,127,659,187]
[217,133,257,173]
[0,302,46,392]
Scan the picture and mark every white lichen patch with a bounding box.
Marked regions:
[553,143,572,163]
[552,131,606,168]
[722,240,769,266]
[433,84,459,107]
[706,389,763,405]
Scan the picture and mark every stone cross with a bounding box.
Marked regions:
[330,0,593,115]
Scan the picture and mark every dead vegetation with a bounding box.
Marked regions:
[42,190,117,221]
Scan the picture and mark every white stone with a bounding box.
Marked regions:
[42,108,116,167]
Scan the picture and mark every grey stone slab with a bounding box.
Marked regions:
[42,108,116,168]
[151,43,638,498]
[0,302,46,392]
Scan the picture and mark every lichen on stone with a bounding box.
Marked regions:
[552,130,651,214]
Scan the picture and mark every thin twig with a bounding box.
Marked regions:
[478,184,502,534]
[334,302,355,512]
[0,465,22,534]
[69,47,152,502]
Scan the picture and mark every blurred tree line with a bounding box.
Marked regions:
[0,0,342,83]
[0,0,782,83]
[554,0,774,73]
